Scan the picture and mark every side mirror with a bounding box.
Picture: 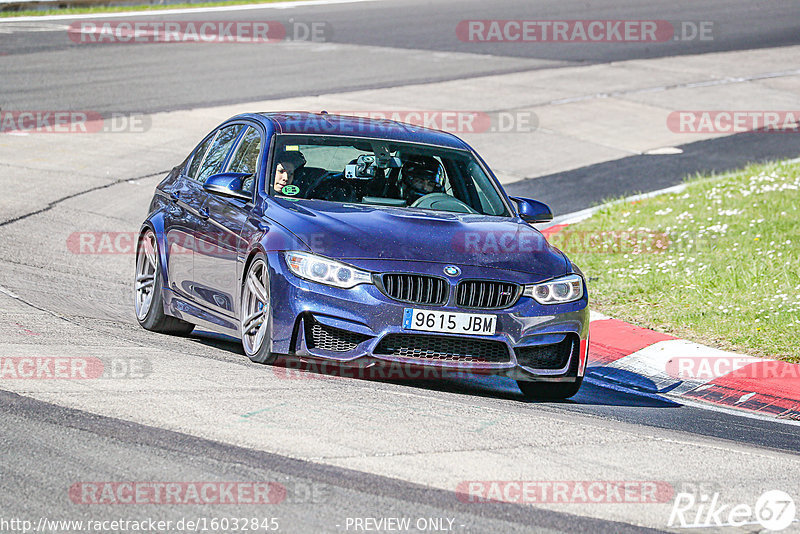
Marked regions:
[203,172,253,201]
[511,196,553,223]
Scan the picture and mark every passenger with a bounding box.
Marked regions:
[273,150,307,194]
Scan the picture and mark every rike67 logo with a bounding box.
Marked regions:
[668,490,796,530]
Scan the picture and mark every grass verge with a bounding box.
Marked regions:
[551,159,800,363]
[0,0,299,18]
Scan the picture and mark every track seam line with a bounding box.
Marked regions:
[0,282,83,327]
[0,169,168,228]
[474,68,800,116]
[548,68,800,106]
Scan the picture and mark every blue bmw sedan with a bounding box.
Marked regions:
[135,112,589,399]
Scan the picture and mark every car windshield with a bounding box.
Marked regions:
[269,135,509,216]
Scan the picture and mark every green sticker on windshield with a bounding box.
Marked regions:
[282,184,300,196]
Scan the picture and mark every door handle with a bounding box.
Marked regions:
[170,191,180,202]
[198,208,210,220]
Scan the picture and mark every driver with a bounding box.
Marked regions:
[273,150,307,195]
[401,155,443,203]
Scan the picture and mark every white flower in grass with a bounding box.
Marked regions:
[705,223,729,234]
[718,208,743,216]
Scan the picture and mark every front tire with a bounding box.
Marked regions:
[517,378,583,400]
[134,228,194,335]
[241,254,277,364]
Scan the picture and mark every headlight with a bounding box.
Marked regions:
[284,251,372,289]
[523,274,584,304]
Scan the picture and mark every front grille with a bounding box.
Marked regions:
[306,319,371,352]
[515,337,576,369]
[375,334,510,363]
[456,280,520,309]
[379,273,449,306]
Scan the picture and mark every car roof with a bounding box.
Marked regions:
[233,112,472,150]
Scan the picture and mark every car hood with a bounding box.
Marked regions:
[267,199,567,277]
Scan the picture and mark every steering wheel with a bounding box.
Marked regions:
[410,193,478,214]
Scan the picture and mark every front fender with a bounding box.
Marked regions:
[140,212,169,288]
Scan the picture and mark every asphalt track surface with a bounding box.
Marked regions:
[1,0,799,113]
[15,385,737,534]
[0,391,663,534]
[1,1,800,532]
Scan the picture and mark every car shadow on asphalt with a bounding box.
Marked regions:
[381,372,681,409]
[187,329,246,354]
[186,330,680,409]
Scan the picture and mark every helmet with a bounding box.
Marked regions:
[402,156,443,202]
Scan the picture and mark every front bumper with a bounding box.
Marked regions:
[266,253,589,382]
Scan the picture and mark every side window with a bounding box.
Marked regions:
[196,124,244,183]
[186,135,214,180]
[227,127,262,194]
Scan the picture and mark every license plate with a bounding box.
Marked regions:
[402,308,496,336]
